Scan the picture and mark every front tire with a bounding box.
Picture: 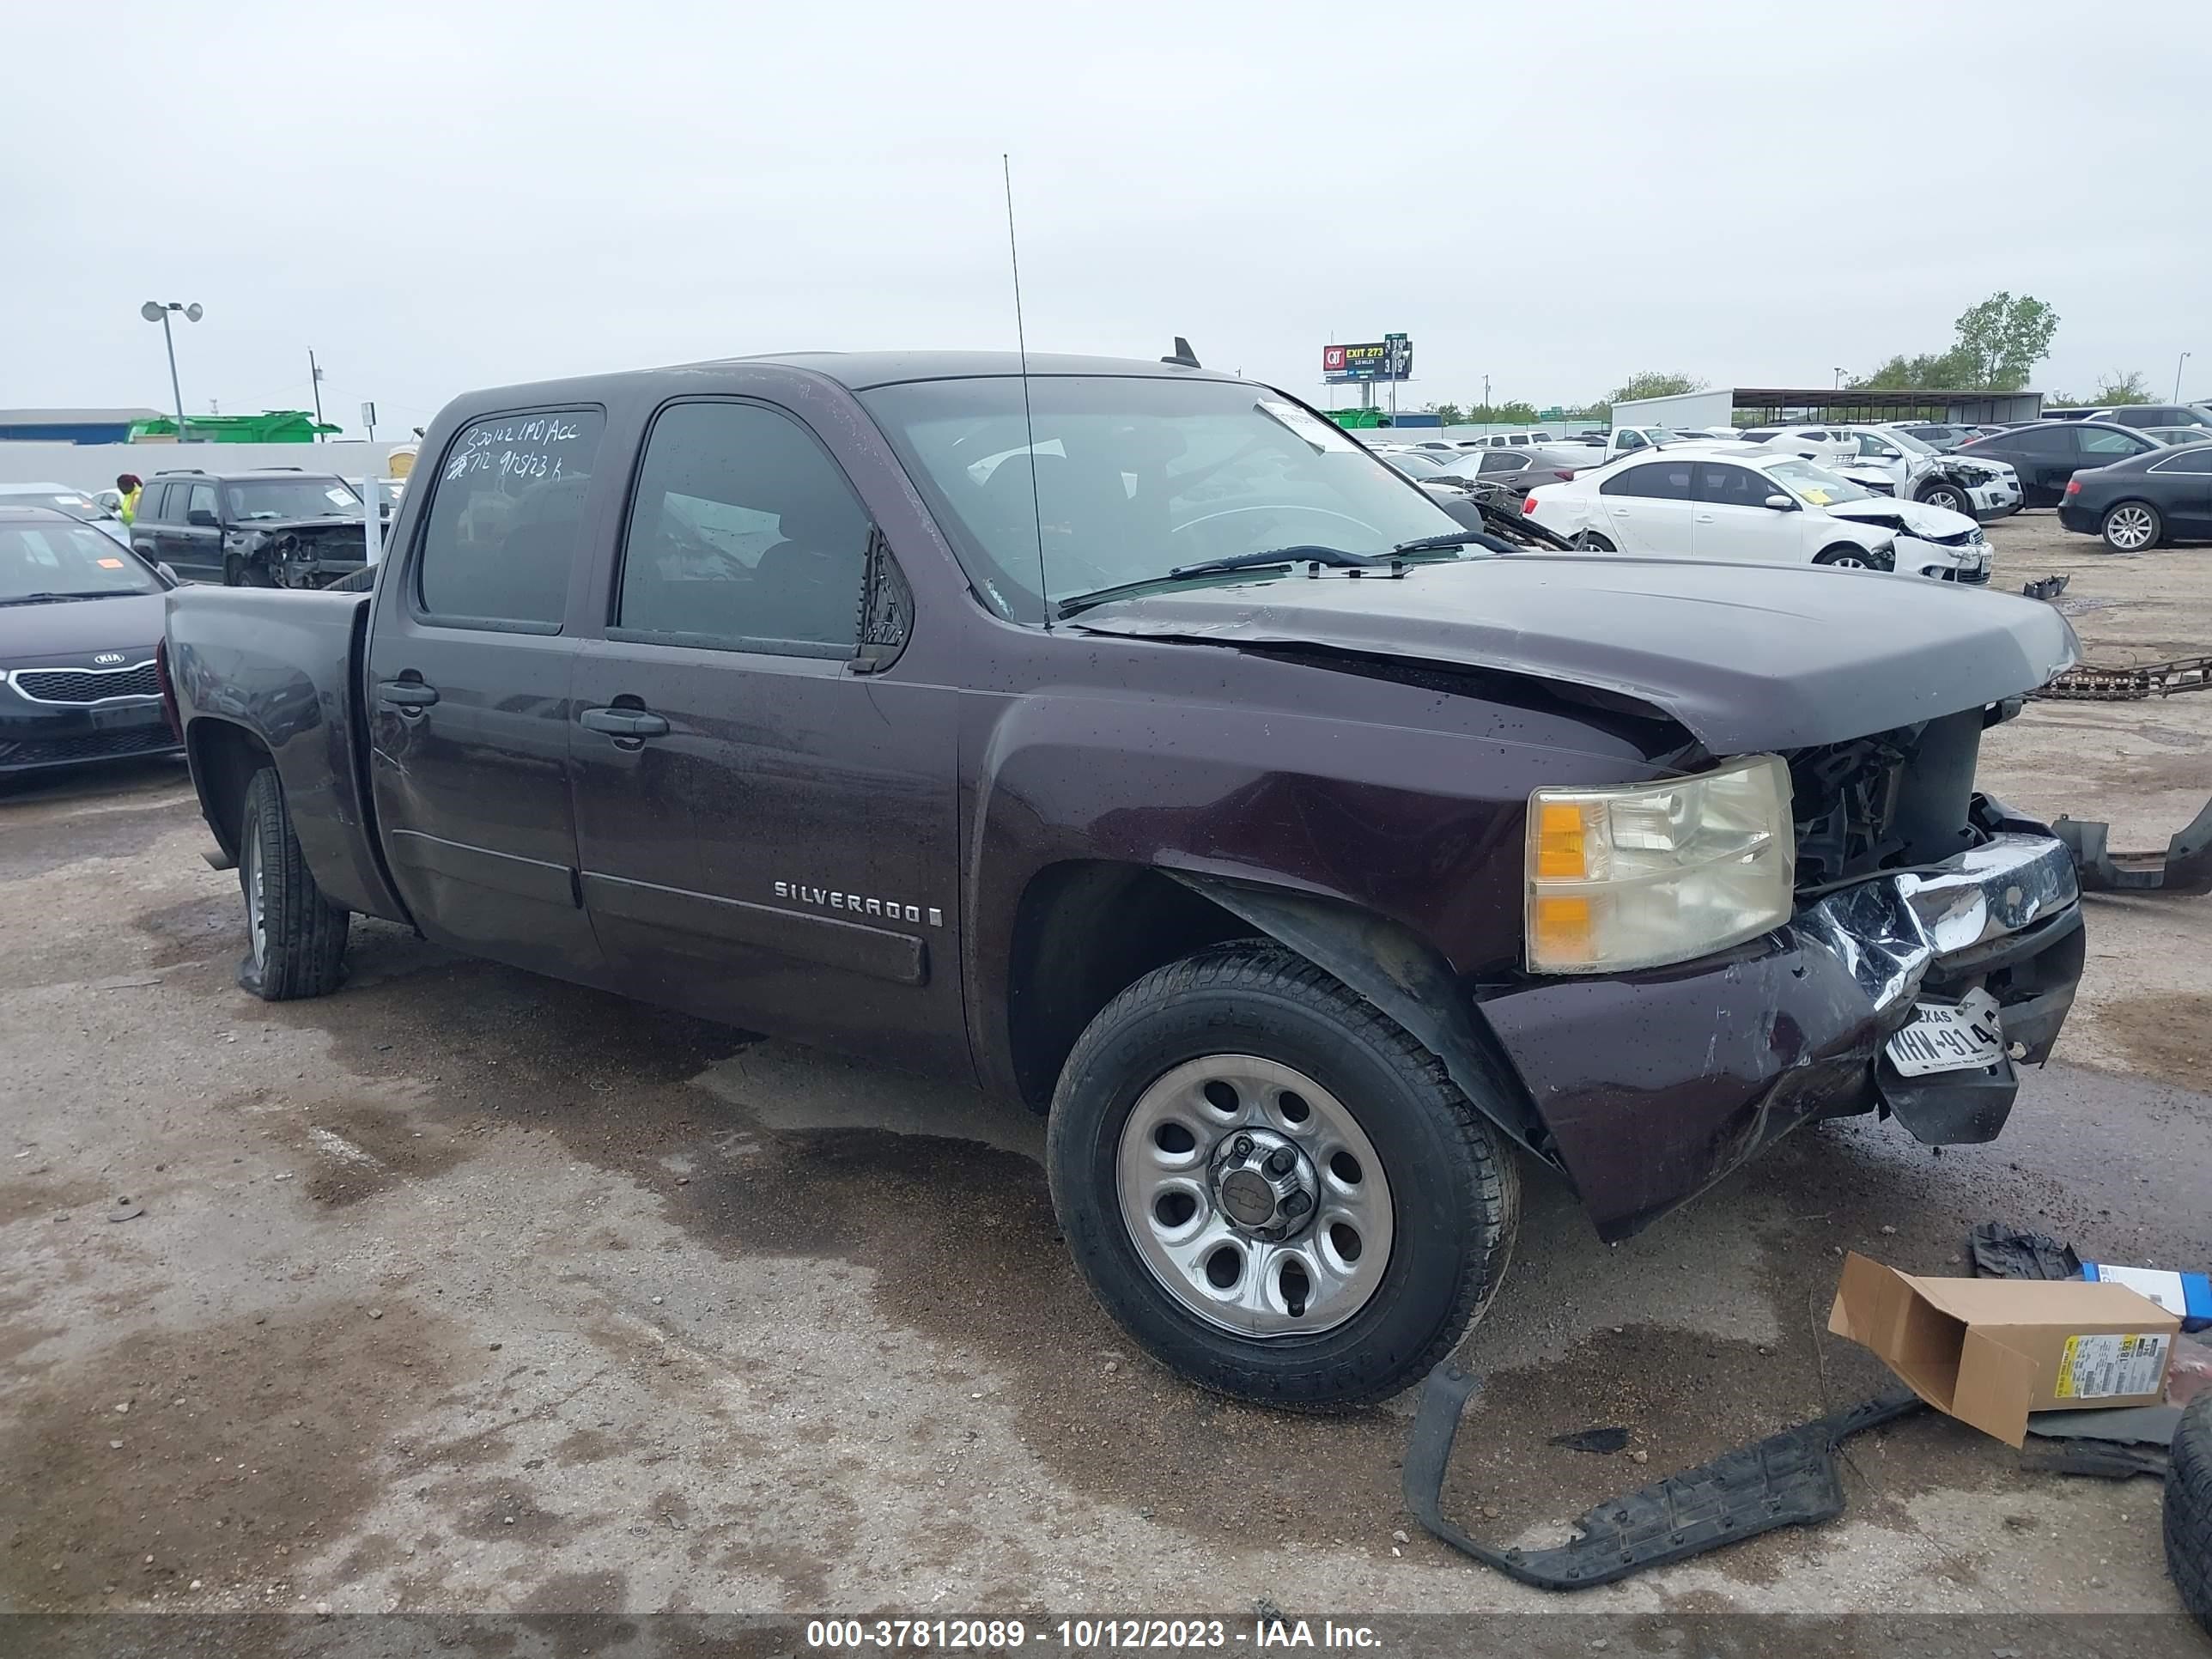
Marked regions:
[2169,1390,2212,1637]
[236,769,349,1000]
[2101,501,2161,552]
[1917,482,1970,515]
[1047,940,1519,1411]
[1814,544,1884,570]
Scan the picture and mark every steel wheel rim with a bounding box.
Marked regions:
[1116,1054,1395,1339]
[243,836,266,969]
[2108,507,2154,549]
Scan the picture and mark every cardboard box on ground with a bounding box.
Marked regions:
[1829,1252,2180,1447]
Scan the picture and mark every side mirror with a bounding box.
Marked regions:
[156,562,179,585]
[187,507,218,528]
[1764,494,1796,511]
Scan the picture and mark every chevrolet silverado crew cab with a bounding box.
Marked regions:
[162,352,2087,1409]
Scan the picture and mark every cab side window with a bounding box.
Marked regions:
[416,410,605,629]
[614,400,874,659]
[186,483,217,525]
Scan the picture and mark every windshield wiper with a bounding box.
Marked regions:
[1054,536,1504,620]
[1390,531,1499,555]
[0,590,132,606]
[1054,546,1384,618]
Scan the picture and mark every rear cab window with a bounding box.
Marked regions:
[415,410,605,629]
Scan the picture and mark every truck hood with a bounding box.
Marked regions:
[1069,555,2075,752]
[231,514,364,537]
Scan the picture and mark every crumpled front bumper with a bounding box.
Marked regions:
[1477,806,2084,1241]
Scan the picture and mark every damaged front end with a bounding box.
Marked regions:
[233,518,369,590]
[1477,709,2085,1241]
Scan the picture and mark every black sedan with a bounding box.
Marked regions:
[0,506,182,776]
[1954,420,2160,507]
[2057,442,2212,550]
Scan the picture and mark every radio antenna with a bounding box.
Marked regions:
[1002,153,1051,629]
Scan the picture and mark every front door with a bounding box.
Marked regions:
[1595,456,1697,554]
[364,407,611,982]
[169,479,225,581]
[2149,448,2212,537]
[2010,428,2081,507]
[1691,459,1802,562]
[567,398,966,1073]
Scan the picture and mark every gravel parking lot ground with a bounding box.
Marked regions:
[3,513,2208,1629]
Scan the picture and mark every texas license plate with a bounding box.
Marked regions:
[1885,988,2003,1077]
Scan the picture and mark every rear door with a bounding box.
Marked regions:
[1691,459,1802,562]
[129,483,173,569]
[1595,456,1696,554]
[2008,427,2083,504]
[567,397,965,1072]
[364,408,611,981]
[169,480,224,580]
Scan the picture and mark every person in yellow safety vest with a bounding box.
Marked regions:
[116,474,143,525]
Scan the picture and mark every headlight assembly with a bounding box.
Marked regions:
[1526,755,1796,974]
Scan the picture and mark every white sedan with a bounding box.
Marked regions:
[1522,447,1992,583]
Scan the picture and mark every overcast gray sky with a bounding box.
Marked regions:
[8,3,2209,434]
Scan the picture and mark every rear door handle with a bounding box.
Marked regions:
[580,706,670,738]
[377,680,439,709]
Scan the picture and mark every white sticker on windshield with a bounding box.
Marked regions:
[1257,399,1359,453]
[326,487,356,507]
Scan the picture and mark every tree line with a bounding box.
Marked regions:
[1421,292,2172,422]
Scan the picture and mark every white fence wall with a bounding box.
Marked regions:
[0,441,407,493]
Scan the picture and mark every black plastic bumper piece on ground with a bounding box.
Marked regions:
[2053,796,2212,896]
[1402,1366,1925,1590]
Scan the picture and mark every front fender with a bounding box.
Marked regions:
[1166,872,1553,1164]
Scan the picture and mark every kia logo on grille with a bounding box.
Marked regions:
[92,652,126,665]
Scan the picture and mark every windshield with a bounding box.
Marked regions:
[858,376,1461,623]
[222,477,363,521]
[1382,452,1449,476]
[0,520,161,600]
[1767,459,1876,506]
[1882,428,1938,457]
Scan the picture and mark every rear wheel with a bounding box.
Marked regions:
[2101,501,2161,552]
[1047,939,1519,1411]
[236,769,349,1000]
[1573,530,1616,552]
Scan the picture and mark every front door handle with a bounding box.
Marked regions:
[580,706,670,739]
[377,679,439,709]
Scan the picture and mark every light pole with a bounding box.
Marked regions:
[1832,367,1844,389]
[2177,351,2192,404]
[140,301,203,441]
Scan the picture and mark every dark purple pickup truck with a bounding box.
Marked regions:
[162,351,2087,1407]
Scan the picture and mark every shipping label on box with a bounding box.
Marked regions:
[1827,1252,2181,1447]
